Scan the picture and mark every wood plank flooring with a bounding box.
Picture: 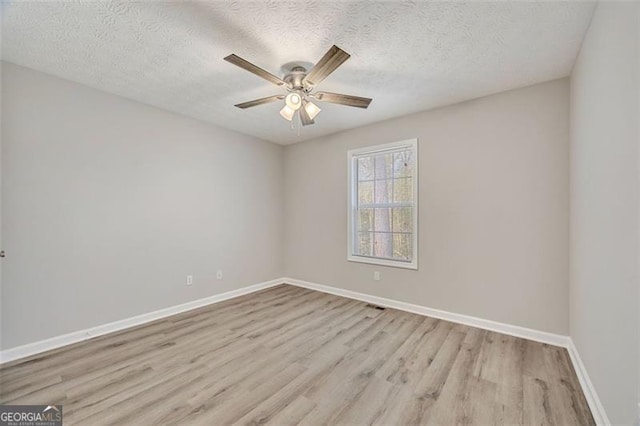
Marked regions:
[0,284,594,425]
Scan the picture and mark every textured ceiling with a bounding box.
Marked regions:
[1,1,595,145]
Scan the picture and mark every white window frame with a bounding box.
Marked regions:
[347,138,418,270]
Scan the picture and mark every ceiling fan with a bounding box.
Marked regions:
[224,45,372,127]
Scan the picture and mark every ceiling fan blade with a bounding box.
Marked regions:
[299,105,315,126]
[234,95,284,109]
[314,92,372,109]
[224,54,285,86]
[303,45,350,87]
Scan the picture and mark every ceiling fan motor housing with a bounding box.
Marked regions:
[284,66,309,91]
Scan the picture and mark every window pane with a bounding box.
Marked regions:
[354,232,373,256]
[393,177,412,203]
[374,178,392,203]
[373,153,393,181]
[373,208,392,234]
[358,156,373,181]
[393,233,413,261]
[358,180,373,204]
[393,150,413,179]
[373,232,393,258]
[392,207,413,233]
[357,208,374,232]
[357,231,373,256]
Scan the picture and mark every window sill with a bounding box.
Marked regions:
[348,255,418,270]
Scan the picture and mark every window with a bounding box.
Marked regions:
[348,139,418,269]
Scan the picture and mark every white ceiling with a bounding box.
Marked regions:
[1,1,595,145]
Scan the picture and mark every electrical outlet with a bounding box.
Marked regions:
[216,270,223,280]
[373,271,381,281]
[186,275,193,286]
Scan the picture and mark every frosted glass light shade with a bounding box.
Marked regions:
[304,101,321,120]
[285,93,302,110]
[280,105,295,121]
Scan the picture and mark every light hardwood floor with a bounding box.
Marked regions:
[0,284,594,425]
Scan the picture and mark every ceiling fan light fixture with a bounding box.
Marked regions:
[279,105,295,121]
[303,100,321,120]
[225,45,372,129]
[285,93,302,110]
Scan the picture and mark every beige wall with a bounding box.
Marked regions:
[569,2,640,424]
[284,78,570,335]
[1,62,284,349]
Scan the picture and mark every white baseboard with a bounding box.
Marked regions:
[566,339,611,426]
[283,277,569,347]
[0,278,283,365]
[284,277,609,425]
